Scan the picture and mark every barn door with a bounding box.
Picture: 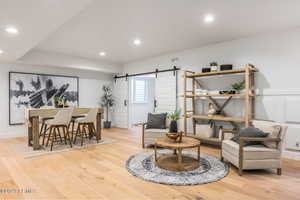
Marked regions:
[113,78,129,128]
[154,72,177,113]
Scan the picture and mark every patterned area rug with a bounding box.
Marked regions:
[126,150,229,186]
[14,138,113,158]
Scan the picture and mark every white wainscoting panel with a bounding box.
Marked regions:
[285,96,300,123]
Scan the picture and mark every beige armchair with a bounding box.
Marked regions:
[141,118,170,148]
[221,120,287,176]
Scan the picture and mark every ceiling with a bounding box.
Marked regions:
[0,0,94,62]
[2,0,300,66]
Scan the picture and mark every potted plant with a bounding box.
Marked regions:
[167,109,181,133]
[210,61,218,72]
[231,80,245,94]
[54,96,64,108]
[100,85,115,128]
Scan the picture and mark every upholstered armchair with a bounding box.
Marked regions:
[141,118,170,148]
[221,120,288,176]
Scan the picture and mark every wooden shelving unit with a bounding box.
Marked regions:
[185,114,246,123]
[183,93,253,98]
[183,64,258,137]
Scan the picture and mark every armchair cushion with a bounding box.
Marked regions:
[146,113,167,129]
[231,127,268,146]
[223,140,281,160]
[253,120,281,149]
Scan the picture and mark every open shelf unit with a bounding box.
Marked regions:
[182,64,258,137]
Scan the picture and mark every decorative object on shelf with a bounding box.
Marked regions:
[219,90,236,94]
[9,72,79,125]
[195,124,214,138]
[100,85,115,128]
[209,62,219,72]
[207,103,216,116]
[208,90,219,95]
[202,67,211,73]
[196,89,208,95]
[231,80,245,94]
[167,109,181,133]
[166,131,183,143]
[220,64,233,71]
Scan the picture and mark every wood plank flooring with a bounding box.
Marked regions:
[0,128,299,200]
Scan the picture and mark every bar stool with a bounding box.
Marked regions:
[73,108,99,146]
[39,106,55,144]
[69,115,86,140]
[44,108,74,151]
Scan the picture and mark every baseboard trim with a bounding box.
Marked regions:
[283,150,300,160]
[0,132,26,138]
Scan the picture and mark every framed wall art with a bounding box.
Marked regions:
[9,72,79,125]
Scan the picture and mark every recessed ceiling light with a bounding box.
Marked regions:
[5,26,19,35]
[99,52,106,56]
[204,14,215,24]
[0,49,3,55]
[133,38,142,46]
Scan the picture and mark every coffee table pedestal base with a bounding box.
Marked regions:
[156,154,200,171]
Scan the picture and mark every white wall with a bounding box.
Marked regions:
[0,62,113,138]
[123,27,300,160]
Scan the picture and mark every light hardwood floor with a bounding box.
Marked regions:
[0,128,299,200]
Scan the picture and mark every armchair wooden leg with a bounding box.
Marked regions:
[277,168,282,175]
[238,141,244,176]
[142,124,145,148]
[238,168,243,176]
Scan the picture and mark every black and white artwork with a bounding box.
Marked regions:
[9,72,79,125]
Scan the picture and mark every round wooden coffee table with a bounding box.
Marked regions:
[154,136,201,171]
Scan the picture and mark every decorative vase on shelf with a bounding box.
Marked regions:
[207,103,216,116]
[209,62,219,72]
[210,65,218,72]
[169,120,178,133]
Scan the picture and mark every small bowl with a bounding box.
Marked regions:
[166,133,179,141]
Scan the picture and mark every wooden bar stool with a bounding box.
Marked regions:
[69,115,86,141]
[40,117,54,145]
[44,108,74,151]
[73,108,99,146]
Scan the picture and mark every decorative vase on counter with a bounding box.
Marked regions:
[169,120,178,133]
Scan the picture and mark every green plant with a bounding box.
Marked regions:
[210,62,218,66]
[231,80,245,91]
[100,85,115,122]
[168,109,181,121]
[54,96,64,107]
